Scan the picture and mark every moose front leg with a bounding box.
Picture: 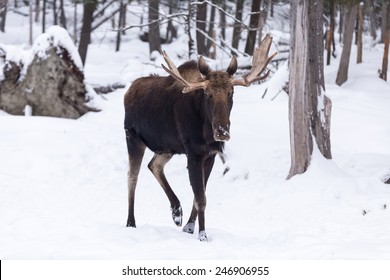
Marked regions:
[185,155,215,241]
[186,156,207,241]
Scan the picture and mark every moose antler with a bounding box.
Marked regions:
[232,34,278,87]
[161,51,207,93]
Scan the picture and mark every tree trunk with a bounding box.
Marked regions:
[244,0,261,55]
[335,4,358,86]
[205,0,216,55]
[287,0,332,179]
[0,0,7,32]
[357,2,364,64]
[326,0,335,65]
[382,2,388,44]
[257,0,269,47]
[42,0,46,33]
[196,0,207,56]
[148,0,161,56]
[115,0,124,52]
[53,0,57,25]
[29,0,33,45]
[232,0,244,55]
[338,5,344,43]
[380,5,390,81]
[59,0,67,29]
[364,0,377,40]
[78,1,97,66]
[219,0,226,48]
[34,0,39,22]
[73,2,77,43]
[187,2,196,59]
[380,30,389,81]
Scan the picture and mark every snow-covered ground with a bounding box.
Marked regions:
[1,3,390,259]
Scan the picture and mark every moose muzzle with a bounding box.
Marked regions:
[214,124,230,142]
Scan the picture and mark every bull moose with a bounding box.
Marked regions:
[124,34,277,241]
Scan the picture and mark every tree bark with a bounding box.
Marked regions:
[232,0,244,55]
[78,1,97,66]
[244,0,261,55]
[35,0,39,22]
[73,2,77,43]
[219,0,226,48]
[357,2,364,64]
[29,0,33,45]
[287,0,332,179]
[380,30,389,81]
[205,0,216,55]
[53,0,57,25]
[42,0,46,33]
[326,0,335,65]
[59,0,67,29]
[380,5,390,81]
[148,0,161,56]
[364,0,377,40]
[0,0,7,32]
[335,4,358,86]
[187,2,196,59]
[382,2,388,44]
[115,0,124,52]
[196,0,207,56]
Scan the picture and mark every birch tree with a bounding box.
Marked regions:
[287,0,332,179]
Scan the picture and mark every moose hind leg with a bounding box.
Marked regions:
[148,153,182,226]
[126,131,146,228]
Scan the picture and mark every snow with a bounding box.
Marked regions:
[32,25,84,70]
[1,3,390,260]
[1,26,82,82]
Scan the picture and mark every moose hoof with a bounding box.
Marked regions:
[171,205,183,226]
[126,221,136,228]
[183,222,195,234]
[198,230,208,242]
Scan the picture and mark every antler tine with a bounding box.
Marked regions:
[232,33,278,87]
[161,51,190,88]
[161,50,207,93]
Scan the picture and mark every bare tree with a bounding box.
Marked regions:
[335,2,358,86]
[196,0,207,55]
[59,0,67,29]
[325,0,336,65]
[380,3,390,81]
[148,0,161,56]
[364,0,377,40]
[29,0,33,45]
[382,1,388,44]
[244,0,262,55]
[42,0,46,32]
[116,0,125,52]
[53,0,57,25]
[0,0,7,32]
[287,0,332,179]
[35,0,39,22]
[78,0,97,65]
[357,2,364,64]
[232,0,245,55]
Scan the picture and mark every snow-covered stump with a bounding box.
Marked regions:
[0,26,97,119]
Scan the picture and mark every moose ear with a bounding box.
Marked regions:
[226,55,238,76]
[198,56,211,76]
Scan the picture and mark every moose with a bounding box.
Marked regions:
[124,34,277,241]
